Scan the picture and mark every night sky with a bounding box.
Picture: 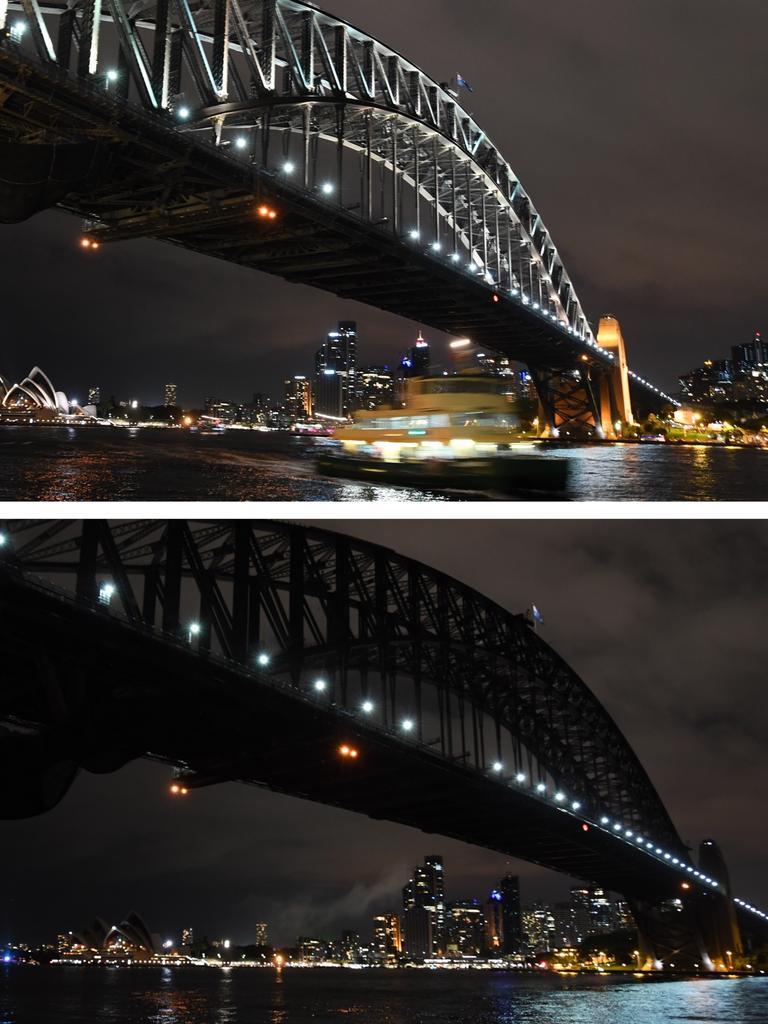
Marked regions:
[2,520,766,948]
[2,0,766,406]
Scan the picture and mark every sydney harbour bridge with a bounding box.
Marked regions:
[0,0,677,436]
[1,520,766,969]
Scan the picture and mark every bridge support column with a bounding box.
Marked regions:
[530,366,604,439]
[596,315,634,438]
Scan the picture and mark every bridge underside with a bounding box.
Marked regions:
[0,50,664,435]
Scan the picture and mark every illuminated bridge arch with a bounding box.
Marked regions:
[1,0,678,425]
[3,0,594,339]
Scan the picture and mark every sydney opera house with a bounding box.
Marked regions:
[61,912,162,962]
[0,366,92,422]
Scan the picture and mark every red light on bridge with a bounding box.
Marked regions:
[681,882,690,890]
[581,823,589,832]
[492,294,500,304]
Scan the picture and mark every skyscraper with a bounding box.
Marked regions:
[447,900,484,957]
[283,376,312,419]
[484,890,504,954]
[372,914,402,962]
[314,321,358,415]
[254,922,268,947]
[87,386,101,406]
[400,331,430,379]
[164,383,178,407]
[402,855,446,955]
[500,874,523,954]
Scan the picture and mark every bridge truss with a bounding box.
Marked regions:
[2,519,682,846]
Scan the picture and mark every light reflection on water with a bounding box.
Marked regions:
[0,427,767,501]
[2,968,768,1024]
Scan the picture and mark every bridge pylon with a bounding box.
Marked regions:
[596,315,634,438]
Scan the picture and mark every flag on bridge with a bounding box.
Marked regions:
[525,605,545,629]
[456,73,474,93]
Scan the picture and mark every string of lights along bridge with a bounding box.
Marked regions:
[0,0,679,436]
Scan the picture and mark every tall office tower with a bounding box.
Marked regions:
[87,386,101,406]
[314,320,358,414]
[358,366,395,410]
[570,885,616,944]
[552,902,576,947]
[446,900,484,957]
[181,927,194,947]
[522,902,556,953]
[403,904,433,958]
[402,855,446,955]
[399,331,431,379]
[484,890,504,954]
[499,874,523,954]
[283,376,313,419]
[164,382,178,407]
[254,922,268,947]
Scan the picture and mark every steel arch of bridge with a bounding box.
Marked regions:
[3,518,683,853]
[3,0,595,342]
[0,0,678,415]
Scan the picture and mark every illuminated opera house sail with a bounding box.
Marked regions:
[0,366,89,421]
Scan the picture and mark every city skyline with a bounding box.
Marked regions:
[2,1,765,407]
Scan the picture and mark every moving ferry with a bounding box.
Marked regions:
[318,374,568,494]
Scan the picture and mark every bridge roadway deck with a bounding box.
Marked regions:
[1,49,610,376]
[0,568,697,904]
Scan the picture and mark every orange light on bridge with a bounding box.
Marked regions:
[257,204,278,220]
[681,882,690,890]
[338,744,359,760]
[170,783,189,796]
[79,237,100,251]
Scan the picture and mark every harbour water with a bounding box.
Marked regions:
[1,427,767,501]
[2,966,767,1024]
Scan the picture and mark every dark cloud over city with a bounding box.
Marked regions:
[2,520,766,947]
[2,0,766,405]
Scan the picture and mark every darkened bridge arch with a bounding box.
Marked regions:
[0,519,759,967]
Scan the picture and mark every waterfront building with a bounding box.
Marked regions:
[283,376,313,419]
[164,383,178,407]
[522,902,556,953]
[402,904,433,958]
[340,930,361,963]
[372,914,402,962]
[0,365,74,419]
[446,900,484,957]
[570,886,617,944]
[679,331,768,407]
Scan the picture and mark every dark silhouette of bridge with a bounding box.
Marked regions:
[1,520,765,969]
[0,1,677,436]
